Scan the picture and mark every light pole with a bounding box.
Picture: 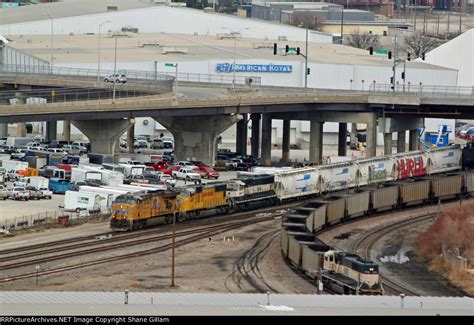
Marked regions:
[44,13,54,73]
[97,21,111,83]
[221,27,249,90]
[113,35,117,100]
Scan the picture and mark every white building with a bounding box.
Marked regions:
[0,2,461,151]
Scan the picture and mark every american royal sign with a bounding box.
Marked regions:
[216,63,292,73]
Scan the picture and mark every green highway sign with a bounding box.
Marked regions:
[375,49,388,54]
[165,63,176,67]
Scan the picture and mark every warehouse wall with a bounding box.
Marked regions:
[0,6,333,44]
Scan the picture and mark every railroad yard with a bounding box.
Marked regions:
[0,198,470,297]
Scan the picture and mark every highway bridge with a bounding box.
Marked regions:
[1,66,473,165]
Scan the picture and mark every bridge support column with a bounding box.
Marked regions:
[282,119,290,162]
[63,120,71,142]
[72,119,132,154]
[0,123,7,138]
[236,113,248,156]
[16,123,27,137]
[154,115,241,166]
[384,133,392,155]
[310,120,324,164]
[409,129,418,151]
[366,113,377,158]
[261,115,272,166]
[250,113,261,158]
[128,118,135,153]
[338,122,347,157]
[397,131,406,153]
[14,92,27,137]
[46,121,57,142]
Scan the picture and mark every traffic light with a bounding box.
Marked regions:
[285,45,289,53]
[369,47,373,55]
[296,47,300,55]
[388,51,392,60]
[390,76,394,84]
[273,43,277,55]
[421,52,426,60]
[307,68,311,75]
[407,52,411,61]
[401,72,405,80]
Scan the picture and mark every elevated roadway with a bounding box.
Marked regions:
[2,70,474,165]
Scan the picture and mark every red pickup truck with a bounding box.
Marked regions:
[144,161,168,171]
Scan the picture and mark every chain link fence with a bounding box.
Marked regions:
[0,209,110,234]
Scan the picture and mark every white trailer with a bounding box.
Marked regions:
[79,185,130,200]
[70,168,103,184]
[2,160,29,172]
[77,165,124,186]
[23,176,49,189]
[119,164,146,178]
[6,137,32,147]
[63,191,101,213]
[79,189,113,213]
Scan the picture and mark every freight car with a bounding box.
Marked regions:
[282,169,474,294]
[110,146,464,231]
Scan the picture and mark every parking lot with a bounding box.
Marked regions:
[0,171,238,225]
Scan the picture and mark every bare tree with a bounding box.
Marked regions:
[404,33,438,58]
[345,32,380,50]
[289,11,324,30]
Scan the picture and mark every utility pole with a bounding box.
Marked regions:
[113,35,117,100]
[340,8,344,45]
[221,27,249,90]
[97,21,111,83]
[171,212,176,287]
[304,27,308,89]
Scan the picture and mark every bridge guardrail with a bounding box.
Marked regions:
[0,64,261,87]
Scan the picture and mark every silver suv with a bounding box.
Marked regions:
[104,74,127,84]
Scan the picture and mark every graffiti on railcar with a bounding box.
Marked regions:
[397,156,427,179]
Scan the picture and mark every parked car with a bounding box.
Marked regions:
[177,161,199,169]
[104,74,127,84]
[163,140,173,149]
[8,187,30,200]
[197,167,220,179]
[62,144,87,155]
[25,186,42,200]
[134,139,148,149]
[144,161,168,171]
[162,165,181,176]
[158,174,176,187]
[172,168,201,183]
[225,158,243,169]
[151,139,164,149]
[39,187,53,199]
[0,185,8,200]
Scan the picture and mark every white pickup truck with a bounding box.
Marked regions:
[172,168,201,183]
[39,187,53,199]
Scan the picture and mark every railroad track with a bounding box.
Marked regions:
[0,204,299,284]
[0,201,300,258]
[350,212,437,297]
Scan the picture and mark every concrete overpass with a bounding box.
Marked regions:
[1,69,474,165]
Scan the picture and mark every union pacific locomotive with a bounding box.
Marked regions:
[111,145,470,231]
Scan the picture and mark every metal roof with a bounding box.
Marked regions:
[6,33,454,71]
[0,0,154,25]
[0,292,472,315]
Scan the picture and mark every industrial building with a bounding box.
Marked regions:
[0,1,462,157]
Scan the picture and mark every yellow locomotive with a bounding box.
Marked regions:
[111,190,179,231]
[110,183,228,231]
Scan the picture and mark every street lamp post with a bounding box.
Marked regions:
[113,35,117,100]
[44,13,54,73]
[222,27,249,90]
[97,21,111,83]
